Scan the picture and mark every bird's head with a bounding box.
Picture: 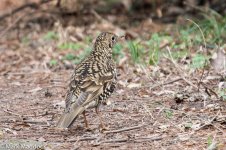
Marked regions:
[94,32,118,49]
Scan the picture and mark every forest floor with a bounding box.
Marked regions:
[0,1,225,150]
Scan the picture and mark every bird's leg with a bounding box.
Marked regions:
[95,106,107,130]
[82,111,89,129]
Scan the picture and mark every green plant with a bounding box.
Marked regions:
[58,42,81,51]
[72,47,92,64]
[163,109,173,119]
[44,31,58,40]
[84,36,92,44]
[21,36,29,44]
[113,43,124,62]
[179,29,193,48]
[190,54,209,69]
[64,53,76,60]
[183,14,226,45]
[127,41,140,63]
[147,33,173,65]
[219,88,226,101]
[201,14,226,44]
[49,59,57,66]
[207,136,212,146]
[171,50,188,60]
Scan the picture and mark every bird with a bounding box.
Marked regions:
[57,32,118,129]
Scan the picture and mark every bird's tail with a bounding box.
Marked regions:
[56,106,85,128]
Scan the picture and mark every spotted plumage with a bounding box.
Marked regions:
[57,32,118,128]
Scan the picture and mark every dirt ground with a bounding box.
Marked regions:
[0,1,226,150]
[0,44,225,149]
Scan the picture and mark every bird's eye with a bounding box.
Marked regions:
[111,36,115,41]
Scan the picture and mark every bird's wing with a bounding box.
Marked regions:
[57,62,107,128]
[56,84,103,128]
[80,61,117,106]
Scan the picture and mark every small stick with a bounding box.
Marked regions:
[93,138,127,146]
[103,124,145,134]
[144,77,183,89]
[181,76,198,90]
[186,19,206,49]
[165,47,199,90]
[102,138,128,143]
[2,108,21,117]
[197,64,207,91]
[68,137,97,142]
[23,120,48,125]
[96,136,163,145]
[112,108,127,113]
[195,110,220,131]
[200,82,219,98]
[135,136,163,142]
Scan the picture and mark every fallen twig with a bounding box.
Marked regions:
[194,110,220,131]
[95,135,163,145]
[2,108,21,117]
[197,62,208,91]
[144,77,183,89]
[103,124,145,134]
[181,76,198,90]
[112,108,127,113]
[165,46,199,90]
[186,19,206,49]
[102,138,128,143]
[68,136,97,142]
[23,120,48,125]
[200,82,219,98]
[134,135,163,142]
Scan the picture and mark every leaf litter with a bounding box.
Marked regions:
[0,1,225,149]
